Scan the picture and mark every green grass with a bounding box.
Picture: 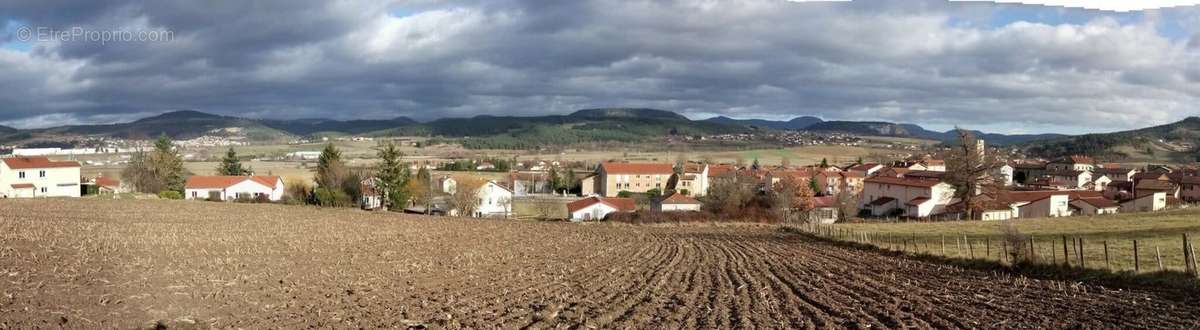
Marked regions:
[835,208,1200,273]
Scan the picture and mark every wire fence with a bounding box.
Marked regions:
[794,223,1200,277]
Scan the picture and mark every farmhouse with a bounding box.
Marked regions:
[0,156,82,198]
[652,192,702,212]
[594,162,674,197]
[1120,192,1168,213]
[184,176,284,201]
[859,176,955,218]
[567,196,636,221]
[474,180,513,218]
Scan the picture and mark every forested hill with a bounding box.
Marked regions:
[1023,117,1200,161]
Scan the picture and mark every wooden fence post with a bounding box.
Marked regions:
[1001,240,1008,264]
[1184,233,1197,277]
[967,236,975,259]
[1134,240,1140,273]
[1079,237,1086,269]
[940,235,946,256]
[1029,237,1036,263]
[986,238,991,260]
[1103,240,1110,270]
[1065,236,1075,267]
[1156,246,1164,272]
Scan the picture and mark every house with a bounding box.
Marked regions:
[437,176,457,194]
[1046,155,1095,172]
[922,159,946,172]
[595,162,674,197]
[652,192,702,212]
[874,166,912,178]
[839,171,865,195]
[1120,192,1168,213]
[1134,179,1179,199]
[579,174,597,196]
[184,176,284,201]
[1095,167,1138,182]
[890,160,928,171]
[946,196,1015,221]
[847,163,884,177]
[1069,197,1120,216]
[859,176,955,218]
[0,156,82,198]
[1004,190,1109,218]
[1178,176,1200,203]
[1091,174,1113,192]
[809,196,840,224]
[1042,170,1092,190]
[813,171,844,195]
[902,170,945,181]
[995,164,1014,186]
[93,176,123,194]
[1011,162,1047,185]
[360,178,383,210]
[669,162,710,196]
[567,196,636,221]
[509,172,551,196]
[765,169,815,190]
[473,180,513,218]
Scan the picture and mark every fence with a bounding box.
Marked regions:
[793,223,1200,277]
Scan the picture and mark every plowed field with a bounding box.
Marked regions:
[1,199,1197,328]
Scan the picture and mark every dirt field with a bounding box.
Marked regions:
[2,199,1198,328]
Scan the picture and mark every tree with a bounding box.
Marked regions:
[449,176,485,217]
[833,189,857,222]
[856,157,864,165]
[770,175,816,223]
[548,166,563,192]
[124,134,186,194]
[375,142,411,210]
[703,173,756,216]
[819,158,829,168]
[315,144,346,191]
[405,178,430,208]
[751,158,761,171]
[944,128,1003,220]
[217,147,245,176]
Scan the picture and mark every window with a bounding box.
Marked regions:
[18,171,25,179]
[39,170,46,177]
[191,191,198,198]
[40,187,47,193]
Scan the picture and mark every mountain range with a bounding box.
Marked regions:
[2,109,1198,159]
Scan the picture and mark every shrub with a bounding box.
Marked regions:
[617,190,633,198]
[312,187,351,207]
[253,194,272,204]
[158,191,183,200]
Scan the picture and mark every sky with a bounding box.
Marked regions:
[1,0,1200,135]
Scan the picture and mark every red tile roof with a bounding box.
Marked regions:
[94,177,120,188]
[2,156,80,169]
[10,183,34,189]
[185,176,280,189]
[659,193,701,205]
[863,176,944,188]
[600,162,674,175]
[813,196,837,208]
[567,197,637,213]
[1073,197,1119,208]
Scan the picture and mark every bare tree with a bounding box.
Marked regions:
[944,129,1004,220]
[449,176,485,217]
[529,196,560,220]
[833,189,858,222]
[769,175,816,223]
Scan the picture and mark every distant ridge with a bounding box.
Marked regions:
[0,108,1081,148]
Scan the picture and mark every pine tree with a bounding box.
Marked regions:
[149,134,185,193]
[217,147,245,176]
[820,158,829,168]
[315,143,346,190]
[375,142,411,210]
[856,157,863,165]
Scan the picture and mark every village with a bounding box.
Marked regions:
[2,134,1196,224]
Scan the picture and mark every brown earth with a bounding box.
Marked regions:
[1,199,1197,329]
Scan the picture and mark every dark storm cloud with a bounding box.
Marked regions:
[1,0,1199,134]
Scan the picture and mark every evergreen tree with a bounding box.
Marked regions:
[375,142,411,210]
[217,147,245,176]
[548,166,562,192]
[149,134,186,193]
[315,144,346,190]
[856,157,863,165]
[819,158,829,168]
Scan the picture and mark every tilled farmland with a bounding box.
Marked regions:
[1,199,1198,329]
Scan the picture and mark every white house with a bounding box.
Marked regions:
[1016,194,1072,218]
[995,164,1014,186]
[652,192,702,212]
[1069,198,1120,216]
[567,196,636,221]
[1120,192,1168,213]
[859,176,955,218]
[0,156,82,198]
[184,176,284,201]
[671,162,710,197]
[474,180,512,217]
[438,176,457,194]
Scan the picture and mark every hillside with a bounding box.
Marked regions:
[260,117,418,136]
[380,108,751,149]
[701,116,823,130]
[0,125,15,134]
[802,121,1064,145]
[30,111,295,141]
[1024,116,1200,161]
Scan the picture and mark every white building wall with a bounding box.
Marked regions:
[475,181,512,217]
[570,203,618,221]
[0,163,81,198]
[859,182,954,217]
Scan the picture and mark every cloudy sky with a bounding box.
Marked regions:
[2,0,1200,134]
